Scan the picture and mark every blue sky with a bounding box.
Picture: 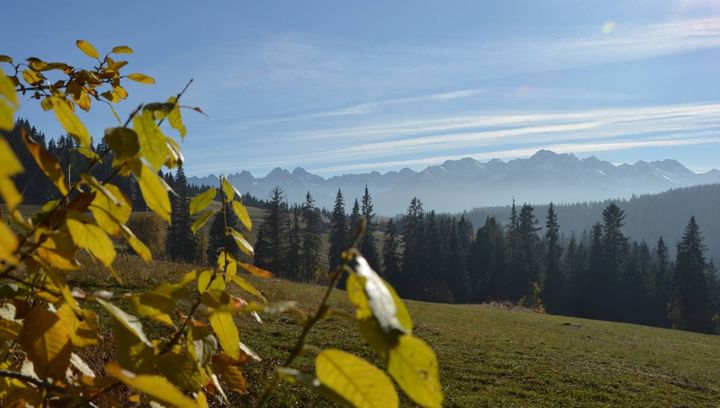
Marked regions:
[2,0,720,175]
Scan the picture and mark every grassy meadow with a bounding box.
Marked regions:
[69,255,720,408]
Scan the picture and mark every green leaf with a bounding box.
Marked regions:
[191,210,216,234]
[126,73,156,84]
[106,362,200,408]
[111,45,134,54]
[17,306,72,379]
[387,334,442,408]
[133,162,171,222]
[95,299,151,346]
[133,110,168,170]
[52,97,91,148]
[76,40,99,59]
[190,188,217,215]
[105,127,140,163]
[232,200,252,231]
[316,349,398,408]
[209,310,240,360]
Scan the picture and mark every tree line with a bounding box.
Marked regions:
[254,186,719,334]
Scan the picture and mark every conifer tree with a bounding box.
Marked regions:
[382,219,401,283]
[348,199,361,247]
[669,216,713,333]
[285,206,303,281]
[543,203,564,313]
[166,166,197,263]
[360,186,380,270]
[398,197,424,298]
[301,192,323,282]
[602,203,628,319]
[446,218,471,302]
[647,237,672,326]
[254,187,289,276]
[468,216,507,301]
[515,204,541,299]
[587,223,605,318]
[328,189,347,271]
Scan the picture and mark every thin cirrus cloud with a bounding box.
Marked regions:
[180,15,720,176]
[310,135,720,175]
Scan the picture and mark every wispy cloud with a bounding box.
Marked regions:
[310,135,720,174]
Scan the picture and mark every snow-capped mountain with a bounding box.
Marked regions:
[187,150,720,214]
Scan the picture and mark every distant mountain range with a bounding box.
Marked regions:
[187,150,720,214]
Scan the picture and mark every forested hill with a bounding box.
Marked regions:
[465,184,720,261]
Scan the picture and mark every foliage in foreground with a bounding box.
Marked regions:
[0,43,441,407]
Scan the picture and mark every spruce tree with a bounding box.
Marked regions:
[348,199,361,247]
[360,186,380,270]
[446,218,471,302]
[398,197,424,298]
[166,166,197,263]
[254,187,289,276]
[647,237,672,326]
[669,216,713,333]
[601,203,628,319]
[587,223,605,318]
[543,203,564,313]
[515,204,541,299]
[285,206,303,281]
[328,189,347,271]
[301,192,323,282]
[382,219,401,283]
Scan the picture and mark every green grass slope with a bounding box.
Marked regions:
[226,278,720,407]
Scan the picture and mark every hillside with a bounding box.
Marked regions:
[465,184,720,261]
[74,258,720,407]
[187,150,720,214]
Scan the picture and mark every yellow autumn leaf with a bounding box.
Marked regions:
[52,96,91,148]
[21,128,68,195]
[133,162,171,222]
[76,40,99,59]
[230,229,253,257]
[17,306,72,379]
[120,224,152,263]
[236,261,272,279]
[316,349,399,408]
[88,181,132,236]
[0,222,18,264]
[111,45,134,54]
[190,188,216,216]
[106,362,200,408]
[133,110,168,170]
[191,210,215,234]
[212,353,247,394]
[0,66,18,131]
[387,334,443,408]
[66,214,116,267]
[209,310,240,360]
[232,200,252,231]
[126,73,156,84]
